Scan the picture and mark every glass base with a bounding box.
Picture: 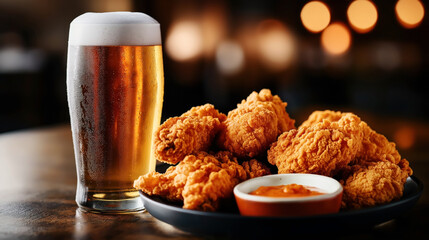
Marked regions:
[76,189,145,214]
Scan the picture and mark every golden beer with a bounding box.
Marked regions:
[67,12,164,213]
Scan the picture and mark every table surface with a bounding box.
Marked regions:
[0,124,428,239]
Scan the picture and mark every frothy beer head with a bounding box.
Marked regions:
[68,12,161,46]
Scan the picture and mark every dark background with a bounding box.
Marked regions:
[0,0,428,153]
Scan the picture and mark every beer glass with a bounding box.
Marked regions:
[66,12,164,213]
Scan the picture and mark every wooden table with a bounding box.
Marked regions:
[0,124,428,239]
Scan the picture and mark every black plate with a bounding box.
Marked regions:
[140,176,423,237]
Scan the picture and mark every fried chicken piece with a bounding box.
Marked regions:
[217,89,295,158]
[340,159,412,209]
[218,104,278,159]
[269,109,413,209]
[338,122,413,209]
[153,104,226,164]
[268,112,365,176]
[134,151,248,211]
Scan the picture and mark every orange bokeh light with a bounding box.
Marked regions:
[257,20,296,71]
[347,0,378,33]
[300,1,331,33]
[165,20,203,62]
[321,22,352,55]
[395,0,425,29]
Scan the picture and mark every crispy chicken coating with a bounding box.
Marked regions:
[153,104,226,164]
[299,110,345,129]
[134,151,246,211]
[241,159,272,179]
[356,124,403,165]
[268,112,365,176]
[217,89,295,158]
[243,89,296,133]
[340,159,412,209]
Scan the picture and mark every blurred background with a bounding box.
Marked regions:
[0,0,428,155]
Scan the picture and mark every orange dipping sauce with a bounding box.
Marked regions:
[249,184,325,198]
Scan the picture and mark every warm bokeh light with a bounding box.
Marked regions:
[394,126,416,149]
[215,40,245,75]
[395,0,425,28]
[165,20,203,62]
[347,0,378,33]
[300,1,331,33]
[321,22,352,55]
[257,20,296,71]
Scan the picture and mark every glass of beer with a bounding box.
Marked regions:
[66,12,164,213]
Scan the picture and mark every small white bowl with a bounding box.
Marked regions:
[234,173,343,217]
